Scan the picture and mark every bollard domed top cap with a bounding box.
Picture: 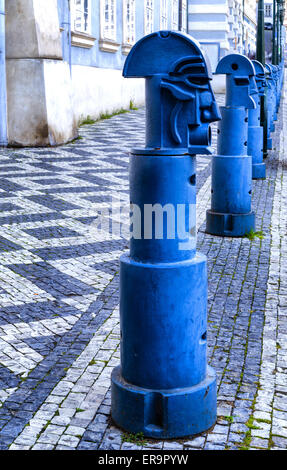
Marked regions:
[215,53,255,77]
[216,54,256,109]
[252,60,265,76]
[252,60,266,96]
[123,31,212,79]
[265,63,275,82]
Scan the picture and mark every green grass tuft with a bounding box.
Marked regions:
[244,229,265,240]
[79,115,96,126]
[121,432,146,446]
[129,100,138,110]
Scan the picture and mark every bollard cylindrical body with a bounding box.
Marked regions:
[217,107,247,156]
[129,154,196,263]
[248,88,266,179]
[112,152,217,438]
[211,155,252,215]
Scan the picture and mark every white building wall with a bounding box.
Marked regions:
[71,66,144,124]
[243,0,257,57]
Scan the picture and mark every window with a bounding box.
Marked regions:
[181,0,187,33]
[145,0,154,35]
[160,0,168,30]
[71,0,91,34]
[101,0,117,41]
[265,4,272,18]
[123,0,136,44]
[171,0,179,31]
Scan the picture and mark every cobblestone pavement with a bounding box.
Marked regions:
[0,88,286,451]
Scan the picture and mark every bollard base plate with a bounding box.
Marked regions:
[252,162,266,180]
[206,210,255,237]
[111,365,217,439]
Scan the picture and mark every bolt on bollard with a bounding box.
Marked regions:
[206,54,256,237]
[248,60,266,180]
[111,31,221,439]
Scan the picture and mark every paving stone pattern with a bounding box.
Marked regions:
[0,91,286,450]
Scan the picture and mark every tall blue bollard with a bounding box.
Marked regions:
[111,31,221,439]
[265,64,276,150]
[265,65,272,150]
[274,65,280,115]
[206,54,256,237]
[248,60,266,180]
[270,65,279,122]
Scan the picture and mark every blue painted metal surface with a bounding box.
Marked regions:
[265,63,277,150]
[248,60,266,179]
[111,31,220,438]
[270,65,278,123]
[206,53,256,237]
[0,0,7,147]
[265,60,285,151]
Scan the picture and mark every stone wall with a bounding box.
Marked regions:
[5,0,77,146]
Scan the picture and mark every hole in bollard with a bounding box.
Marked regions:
[189,174,196,186]
[202,332,207,341]
[217,129,220,134]
[244,141,247,146]
[145,392,163,432]
[231,63,239,70]
[211,189,214,193]
[208,125,212,145]
[249,190,252,195]
[245,117,248,123]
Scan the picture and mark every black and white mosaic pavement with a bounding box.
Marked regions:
[0,93,286,450]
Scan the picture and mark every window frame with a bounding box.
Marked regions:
[171,0,179,31]
[160,0,168,30]
[71,0,91,35]
[100,0,117,42]
[123,0,136,45]
[144,0,154,35]
[181,0,187,33]
[265,4,272,18]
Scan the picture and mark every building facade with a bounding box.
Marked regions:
[264,0,273,28]
[187,0,257,72]
[2,0,188,147]
[59,0,188,128]
[243,0,257,58]
[264,0,274,61]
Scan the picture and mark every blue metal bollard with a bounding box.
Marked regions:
[265,64,276,150]
[111,31,221,439]
[206,54,256,237]
[270,65,279,122]
[264,65,273,150]
[273,65,280,115]
[248,60,266,180]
